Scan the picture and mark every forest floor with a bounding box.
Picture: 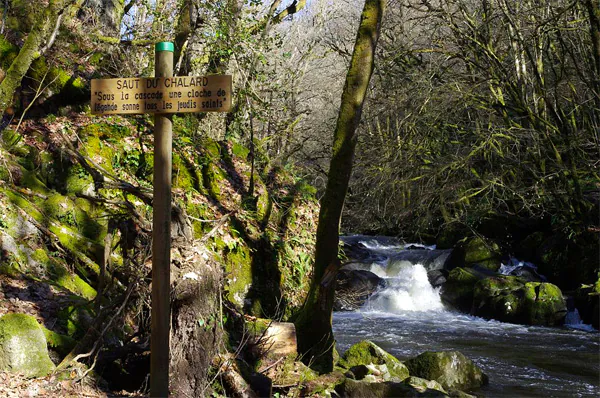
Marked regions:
[0,274,144,397]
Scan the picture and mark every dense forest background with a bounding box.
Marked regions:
[2,0,598,252]
[0,0,598,396]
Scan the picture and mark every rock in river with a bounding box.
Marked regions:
[473,276,567,326]
[334,269,385,311]
[405,351,488,391]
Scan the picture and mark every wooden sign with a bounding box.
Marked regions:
[91,75,232,114]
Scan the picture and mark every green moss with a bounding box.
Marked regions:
[231,142,249,158]
[43,193,71,219]
[0,313,55,377]
[20,169,49,192]
[205,139,221,158]
[0,258,21,277]
[58,305,92,338]
[245,318,271,336]
[42,327,76,357]
[338,340,409,381]
[29,58,87,101]
[85,136,115,173]
[405,351,488,391]
[1,129,26,156]
[89,52,103,65]
[224,245,253,307]
[32,249,96,299]
[4,189,102,275]
[404,376,447,394]
[0,36,19,68]
[523,282,566,326]
[268,355,318,387]
[460,236,501,271]
[65,164,94,195]
[473,276,566,325]
[173,153,195,190]
[202,161,221,200]
[441,267,487,312]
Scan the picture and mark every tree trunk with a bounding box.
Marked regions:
[0,0,77,114]
[294,0,385,373]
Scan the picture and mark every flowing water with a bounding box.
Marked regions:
[332,236,600,397]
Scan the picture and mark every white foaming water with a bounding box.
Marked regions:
[565,309,597,332]
[364,263,444,313]
[499,257,537,275]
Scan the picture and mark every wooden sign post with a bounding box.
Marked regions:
[91,42,232,398]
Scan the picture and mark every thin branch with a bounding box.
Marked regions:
[40,13,64,55]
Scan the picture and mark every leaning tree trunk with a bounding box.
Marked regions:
[294,0,385,373]
[0,0,79,114]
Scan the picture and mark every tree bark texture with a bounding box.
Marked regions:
[294,0,385,373]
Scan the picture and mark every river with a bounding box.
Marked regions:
[332,236,600,397]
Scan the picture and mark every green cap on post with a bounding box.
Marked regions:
[155,42,174,52]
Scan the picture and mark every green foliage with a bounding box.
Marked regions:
[343,1,598,265]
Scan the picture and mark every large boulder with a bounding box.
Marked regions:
[334,269,385,311]
[340,235,401,263]
[387,249,456,272]
[405,351,488,391]
[0,313,56,377]
[338,340,409,381]
[456,237,502,271]
[441,267,495,312]
[473,276,567,326]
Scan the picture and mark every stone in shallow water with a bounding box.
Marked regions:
[405,351,488,391]
[473,276,567,326]
[338,340,409,381]
[0,313,55,377]
[334,269,384,311]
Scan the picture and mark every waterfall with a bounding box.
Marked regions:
[364,263,445,313]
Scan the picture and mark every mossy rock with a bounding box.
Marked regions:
[441,267,491,312]
[336,378,448,397]
[224,245,253,307]
[0,36,19,69]
[0,313,56,377]
[458,236,501,271]
[262,355,317,387]
[338,340,409,381]
[403,376,447,394]
[29,58,87,103]
[473,277,566,326]
[42,327,76,357]
[299,370,346,396]
[405,351,488,391]
[65,164,95,196]
[472,276,526,322]
[58,305,94,338]
[172,153,197,191]
[522,282,567,326]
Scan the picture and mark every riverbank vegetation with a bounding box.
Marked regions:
[0,0,598,396]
